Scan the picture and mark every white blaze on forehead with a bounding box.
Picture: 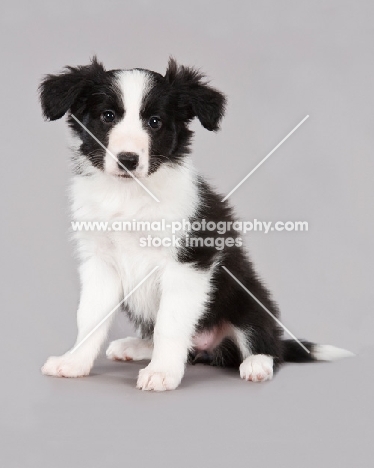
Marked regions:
[105,69,152,177]
[119,69,151,119]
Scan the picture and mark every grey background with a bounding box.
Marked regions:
[1,1,373,467]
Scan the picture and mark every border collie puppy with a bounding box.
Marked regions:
[39,58,353,391]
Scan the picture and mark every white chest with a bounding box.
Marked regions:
[69,161,198,322]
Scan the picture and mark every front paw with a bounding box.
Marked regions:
[41,354,92,378]
[137,364,184,391]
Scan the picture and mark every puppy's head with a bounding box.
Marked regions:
[39,57,226,178]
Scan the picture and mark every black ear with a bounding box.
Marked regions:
[165,58,226,131]
[39,57,106,121]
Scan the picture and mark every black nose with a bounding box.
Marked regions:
[117,152,139,171]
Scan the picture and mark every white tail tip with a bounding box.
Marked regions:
[312,345,355,361]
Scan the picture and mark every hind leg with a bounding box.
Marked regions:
[232,328,275,382]
[106,337,153,361]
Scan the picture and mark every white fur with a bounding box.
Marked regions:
[106,337,153,361]
[312,345,355,361]
[239,354,274,382]
[105,70,152,177]
[232,327,251,360]
[42,256,123,377]
[68,158,199,323]
[136,261,215,391]
[42,155,217,391]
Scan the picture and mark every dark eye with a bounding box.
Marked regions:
[102,110,115,123]
[148,116,162,129]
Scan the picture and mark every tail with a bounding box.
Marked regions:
[283,339,355,363]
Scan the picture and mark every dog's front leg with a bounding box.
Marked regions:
[42,257,122,377]
[137,263,211,391]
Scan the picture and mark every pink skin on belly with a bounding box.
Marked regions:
[192,323,232,352]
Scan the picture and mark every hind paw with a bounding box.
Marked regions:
[240,354,273,382]
[106,337,153,361]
